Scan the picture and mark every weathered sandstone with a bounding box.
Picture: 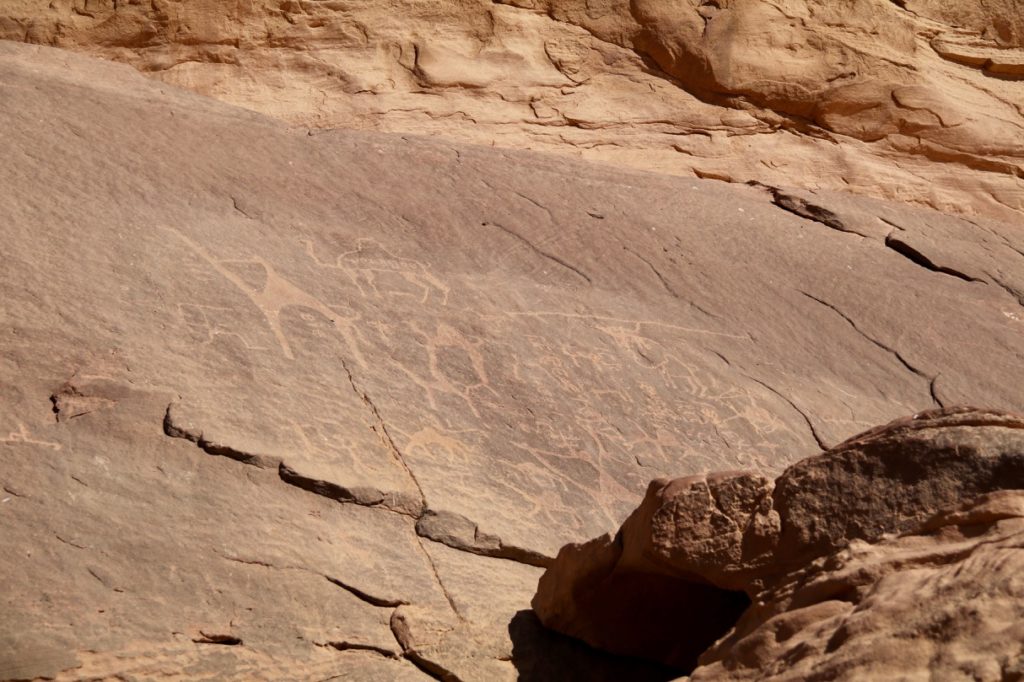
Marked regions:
[2,39,1023,679]
[533,408,1024,677]
[1,1,1023,222]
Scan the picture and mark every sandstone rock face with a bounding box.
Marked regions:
[533,408,1024,677]
[1,1,1022,222]
[2,40,1024,679]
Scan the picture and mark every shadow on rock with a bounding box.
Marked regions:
[508,609,681,682]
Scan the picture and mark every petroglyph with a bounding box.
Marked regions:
[302,237,451,306]
[2,422,61,450]
[169,228,365,365]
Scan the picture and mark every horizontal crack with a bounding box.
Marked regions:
[165,404,553,569]
[747,182,882,239]
[193,632,242,646]
[317,641,400,658]
[416,509,553,568]
[326,576,408,608]
[217,552,406,609]
[162,404,281,469]
[883,234,983,283]
[278,463,422,517]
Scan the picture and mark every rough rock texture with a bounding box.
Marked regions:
[2,40,1024,679]
[1,1,1023,222]
[533,408,1024,677]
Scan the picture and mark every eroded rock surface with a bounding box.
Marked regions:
[533,408,1024,677]
[1,1,1023,222]
[2,40,1024,680]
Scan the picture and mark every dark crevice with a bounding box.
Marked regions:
[162,405,281,469]
[278,463,421,517]
[748,182,886,238]
[883,235,984,283]
[54,533,88,550]
[318,641,400,658]
[929,376,947,409]
[164,404,555,570]
[390,610,461,681]
[193,632,243,646]
[878,216,907,232]
[510,189,555,223]
[216,552,406,609]
[230,196,254,220]
[756,183,849,232]
[415,509,553,567]
[402,650,459,682]
[326,576,408,608]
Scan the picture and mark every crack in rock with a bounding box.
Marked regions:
[416,509,553,568]
[192,632,243,646]
[316,641,400,659]
[798,291,941,410]
[336,357,429,517]
[217,552,407,609]
[389,609,461,682]
[482,220,592,284]
[798,291,933,382]
[165,404,553,570]
[742,374,829,451]
[883,234,984,283]
[326,576,408,608]
[278,462,423,517]
[162,404,282,469]
[747,181,876,238]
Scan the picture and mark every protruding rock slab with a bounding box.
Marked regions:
[533,408,1024,676]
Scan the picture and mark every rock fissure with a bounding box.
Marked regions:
[929,376,947,409]
[216,552,406,610]
[193,632,243,646]
[163,403,420,515]
[798,291,936,393]
[481,221,592,284]
[415,536,464,620]
[743,374,829,451]
[316,641,400,658]
[415,510,553,568]
[162,405,282,470]
[754,183,857,235]
[230,196,254,220]
[335,357,430,514]
[883,233,984,283]
[400,649,458,682]
[165,403,555,568]
[325,577,409,609]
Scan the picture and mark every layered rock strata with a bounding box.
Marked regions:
[2,0,1023,222]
